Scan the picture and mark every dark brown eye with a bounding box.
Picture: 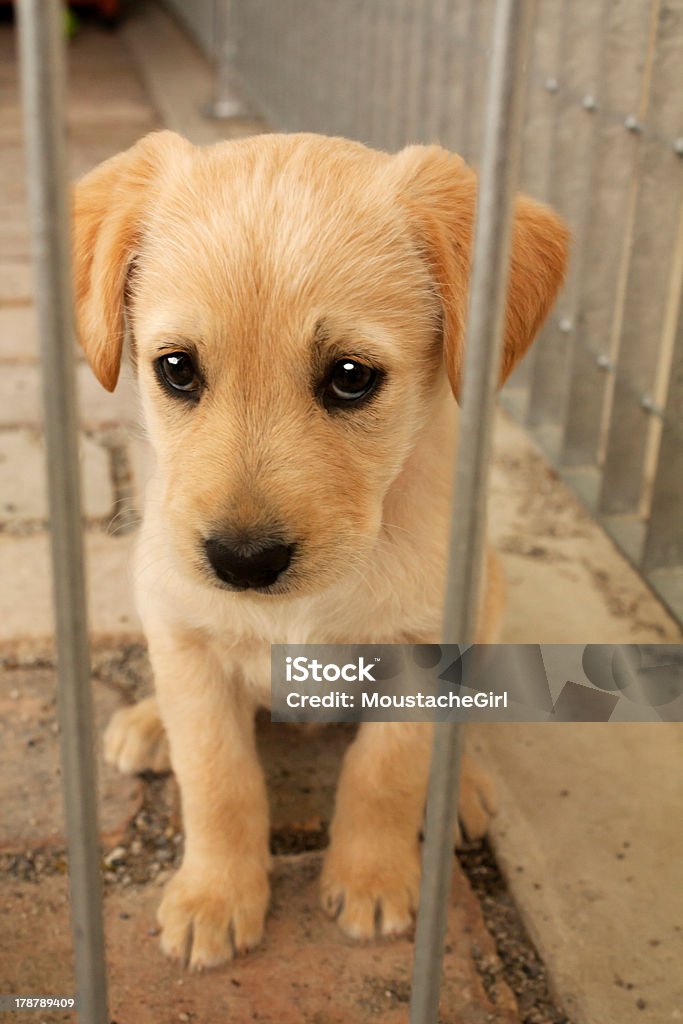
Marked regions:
[323,358,379,409]
[155,352,201,398]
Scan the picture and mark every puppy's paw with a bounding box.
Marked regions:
[321,839,420,940]
[158,864,269,971]
[456,753,496,844]
[103,697,171,775]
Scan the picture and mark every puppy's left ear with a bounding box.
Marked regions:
[392,145,569,396]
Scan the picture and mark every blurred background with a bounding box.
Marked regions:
[1,3,682,1023]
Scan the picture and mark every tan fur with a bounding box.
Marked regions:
[74,131,568,969]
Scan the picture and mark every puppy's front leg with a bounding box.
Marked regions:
[321,721,431,939]
[149,627,270,970]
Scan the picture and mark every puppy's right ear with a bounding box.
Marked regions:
[71,130,190,391]
[390,146,569,398]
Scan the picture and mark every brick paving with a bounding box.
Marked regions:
[0,22,151,656]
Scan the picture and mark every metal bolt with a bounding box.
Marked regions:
[624,115,641,133]
[674,137,683,157]
[582,94,597,112]
[640,395,664,418]
[545,77,559,93]
[596,354,613,371]
[559,317,573,334]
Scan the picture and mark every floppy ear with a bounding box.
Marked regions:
[392,145,569,395]
[71,130,190,391]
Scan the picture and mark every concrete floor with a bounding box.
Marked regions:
[1,4,682,1023]
[482,415,683,1024]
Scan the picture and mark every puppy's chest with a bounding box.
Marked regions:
[207,570,444,706]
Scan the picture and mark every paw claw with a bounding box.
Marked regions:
[158,865,268,970]
[321,841,420,941]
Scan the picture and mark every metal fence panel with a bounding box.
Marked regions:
[599,0,683,521]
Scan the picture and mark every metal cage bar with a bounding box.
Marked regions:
[403,0,429,145]
[560,0,658,475]
[205,0,247,119]
[16,1,109,1020]
[459,0,492,166]
[387,0,413,151]
[432,0,471,154]
[501,0,565,409]
[642,249,683,572]
[409,2,536,1020]
[525,0,605,452]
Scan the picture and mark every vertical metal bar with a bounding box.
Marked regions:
[432,0,471,153]
[16,3,108,1022]
[265,0,290,127]
[356,0,380,145]
[459,0,483,164]
[388,0,411,150]
[352,0,375,143]
[404,0,429,144]
[501,0,564,409]
[257,0,283,126]
[247,0,265,120]
[331,0,359,140]
[461,0,495,166]
[423,0,452,145]
[283,0,301,130]
[517,0,564,204]
[286,0,305,131]
[409,2,536,1021]
[599,0,683,517]
[561,0,658,471]
[525,0,605,456]
[642,210,683,571]
[368,0,394,149]
[205,0,246,119]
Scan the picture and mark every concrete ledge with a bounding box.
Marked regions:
[120,0,266,147]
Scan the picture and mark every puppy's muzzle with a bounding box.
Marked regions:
[204,536,295,591]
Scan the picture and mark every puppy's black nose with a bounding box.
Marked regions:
[204,537,294,590]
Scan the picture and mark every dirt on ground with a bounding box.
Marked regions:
[2,644,570,1024]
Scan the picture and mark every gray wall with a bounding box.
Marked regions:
[162,0,215,58]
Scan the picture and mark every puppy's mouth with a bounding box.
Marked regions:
[201,535,298,597]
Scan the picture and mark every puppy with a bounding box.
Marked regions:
[72,131,568,970]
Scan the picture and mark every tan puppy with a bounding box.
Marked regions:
[73,131,568,970]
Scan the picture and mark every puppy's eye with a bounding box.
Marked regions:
[155,352,201,398]
[323,358,379,409]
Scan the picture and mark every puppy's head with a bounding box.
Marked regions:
[73,131,568,597]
